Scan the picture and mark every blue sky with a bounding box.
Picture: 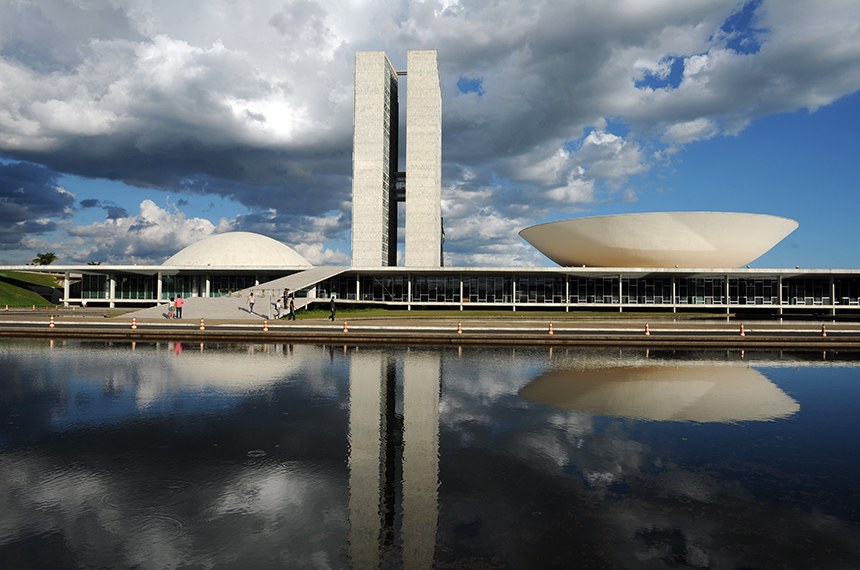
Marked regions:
[1,0,860,268]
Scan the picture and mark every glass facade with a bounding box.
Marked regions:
[210,275,257,297]
[115,274,157,300]
[516,276,565,303]
[63,269,860,314]
[360,275,408,302]
[81,274,108,299]
[569,277,617,304]
[621,278,673,304]
[783,278,831,306]
[413,275,459,303]
[162,275,197,300]
[676,277,726,305]
[730,278,778,305]
[463,276,511,303]
[835,278,860,306]
[319,275,358,300]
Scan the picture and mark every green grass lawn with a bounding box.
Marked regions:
[0,270,63,288]
[0,280,55,307]
[0,271,63,307]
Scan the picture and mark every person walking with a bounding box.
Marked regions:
[288,296,296,321]
[328,296,336,321]
[175,295,184,319]
[274,297,283,319]
[248,291,256,314]
[168,297,175,319]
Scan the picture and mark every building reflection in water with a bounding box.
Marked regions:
[519,363,800,422]
[347,349,441,569]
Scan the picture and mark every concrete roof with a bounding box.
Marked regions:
[163,231,311,268]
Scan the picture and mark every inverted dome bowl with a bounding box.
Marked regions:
[518,212,798,268]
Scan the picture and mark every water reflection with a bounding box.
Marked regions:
[2,341,859,568]
[520,363,800,422]
[347,349,441,569]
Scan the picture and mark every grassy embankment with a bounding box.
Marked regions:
[0,271,60,307]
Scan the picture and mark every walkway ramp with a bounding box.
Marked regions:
[128,266,349,320]
[245,266,349,294]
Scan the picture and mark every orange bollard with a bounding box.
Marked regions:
[645,323,650,336]
[263,320,269,332]
[821,324,827,337]
[131,318,137,330]
[49,315,55,329]
[457,321,463,334]
[45,305,49,311]
[343,321,349,333]
[199,318,205,331]
[548,321,554,335]
[739,324,745,337]
[32,305,35,311]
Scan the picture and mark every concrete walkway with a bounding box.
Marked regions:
[129,266,348,320]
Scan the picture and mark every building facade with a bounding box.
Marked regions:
[352,52,400,267]
[404,50,442,267]
[351,50,442,268]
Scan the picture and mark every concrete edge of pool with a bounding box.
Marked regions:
[2,314,860,348]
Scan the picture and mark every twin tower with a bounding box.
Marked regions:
[351,50,442,267]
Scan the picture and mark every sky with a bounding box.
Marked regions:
[1,0,860,269]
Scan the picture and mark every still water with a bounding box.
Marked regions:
[1,339,859,569]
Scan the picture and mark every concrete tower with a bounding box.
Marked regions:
[351,50,442,268]
[405,50,442,267]
[351,52,399,267]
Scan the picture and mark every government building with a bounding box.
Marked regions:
[2,51,859,318]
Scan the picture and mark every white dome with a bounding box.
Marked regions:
[519,212,798,268]
[163,232,312,267]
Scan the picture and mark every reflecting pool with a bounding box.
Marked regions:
[1,340,859,568]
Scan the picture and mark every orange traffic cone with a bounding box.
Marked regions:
[645,323,650,336]
[739,324,745,337]
[199,318,205,331]
[343,321,349,333]
[457,321,463,334]
[131,318,137,330]
[49,315,55,328]
[548,322,554,335]
[821,324,827,337]
[263,320,269,332]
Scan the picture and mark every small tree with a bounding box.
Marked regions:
[87,261,102,265]
[32,252,58,265]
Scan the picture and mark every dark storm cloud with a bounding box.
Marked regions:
[0,161,74,248]
[79,198,129,220]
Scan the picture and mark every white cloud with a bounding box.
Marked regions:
[65,199,233,263]
[663,117,719,144]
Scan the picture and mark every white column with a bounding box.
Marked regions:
[109,274,116,308]
[63,271,70,307]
